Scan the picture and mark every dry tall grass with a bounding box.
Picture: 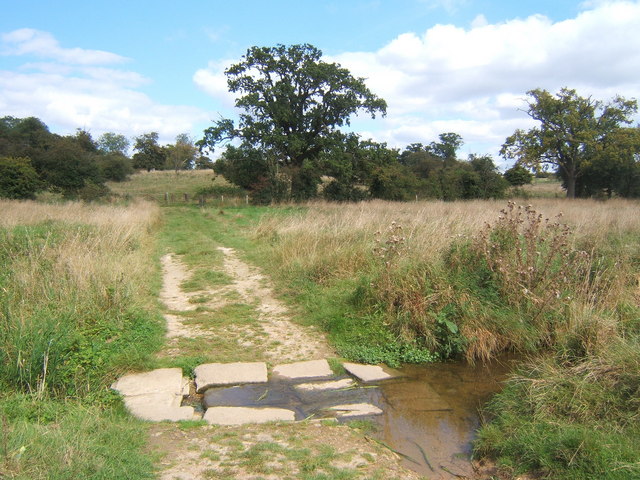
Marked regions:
[256,198,640,278]
[0,199,161,394]
[254,198,640,361]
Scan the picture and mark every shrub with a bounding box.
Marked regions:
[504,164,534,186]
[0,156,41,199]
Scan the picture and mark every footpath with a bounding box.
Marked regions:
[111,247,422,480]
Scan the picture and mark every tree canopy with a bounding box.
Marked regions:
[501,88,637,198]
[133,132,166,172]
[199,43,387,200]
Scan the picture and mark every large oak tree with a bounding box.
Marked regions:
[199,43,387,200]
[501,88,637,198]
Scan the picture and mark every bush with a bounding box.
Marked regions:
[323,179,368,202]
[504,164,534,186]
[97,154,134,182]
[0,156,41,199]
[195,184,247,198]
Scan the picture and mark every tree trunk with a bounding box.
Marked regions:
[566,173,576,198]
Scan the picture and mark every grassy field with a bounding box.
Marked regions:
[2,178,638,479]
[106,169,247,205]
[242,197,640,479]
[0,199,164,478]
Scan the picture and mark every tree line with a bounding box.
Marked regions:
[0,118,211,200]
[2,43,638,202]
[201,44,639,202]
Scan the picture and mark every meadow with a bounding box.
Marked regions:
[0,199,163,478]
[1,170,638,479]
[246,197,640,479]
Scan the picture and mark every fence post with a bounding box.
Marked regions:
[245,194,249,205]
[184,193,189,202]
[164,192,169,204]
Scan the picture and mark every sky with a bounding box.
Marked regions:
[1,0,639,168]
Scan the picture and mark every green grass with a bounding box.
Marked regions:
[474,342,640,480]
[1,396,155,479]
[106,169,225,198]
[0,201,163,478]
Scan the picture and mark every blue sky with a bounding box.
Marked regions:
[2,0,639,167]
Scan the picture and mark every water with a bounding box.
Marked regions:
[374,357,516,478]
[196,356,517,478]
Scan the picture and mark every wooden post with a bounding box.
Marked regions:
[184,193,189,202]
[164,192,169,204]
[199,195,205,207]
[245,194,249,205]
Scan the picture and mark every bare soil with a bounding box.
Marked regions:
[158,249,332,361]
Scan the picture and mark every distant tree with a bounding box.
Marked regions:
[73,129,98,153]
[428,132,464,162]
[194,154,214,170]
[166,133,197,173]
[577,126,640,197]
[39,137,101,197]
[501,88,637,198]
[321,134,397,201]
[504,164,534,186]
[97,154,133,182]
[0,116,54,164]
[199,43,387,201]
[468,154,509,198]
[98,132,130,155]
[0,156,41,199]
[213,144,270,191]
[370,163,420,201]
[133,132,166,171]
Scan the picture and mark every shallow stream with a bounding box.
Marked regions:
[374,357,516,478]
[197,356,517,478]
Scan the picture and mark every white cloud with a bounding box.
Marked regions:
[192,59,237,109]
[1,28,127,65]
[331,1,640,161]
[0,29,209,144]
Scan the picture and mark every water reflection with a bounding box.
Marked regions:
[375,357,516,478]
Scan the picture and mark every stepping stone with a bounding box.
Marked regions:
[123,393,196,422]
[203,406,295,425]
[327,403,383,418]
[294,378,355,392]
[111,368,186,396]
[194,362,268,393]
[343,362,397,382]
[272,359,333,380]
[111,368,194,422]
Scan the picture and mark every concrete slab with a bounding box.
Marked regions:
[342,362,397,382]
[124,398,196,422]
[203,406,295,425]
[111,368,185,396]
[294,378,355,392]
[272,359,333,380]
[328,403,383,418]
[194,362,268,393]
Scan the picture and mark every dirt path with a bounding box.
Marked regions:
[150,248,423,480]
[159,248,332,361]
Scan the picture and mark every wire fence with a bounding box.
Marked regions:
[121,192,250,207]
